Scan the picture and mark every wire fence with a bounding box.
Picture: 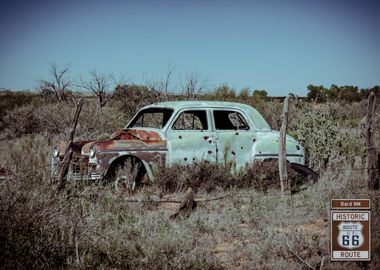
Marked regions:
[1,153,377,206]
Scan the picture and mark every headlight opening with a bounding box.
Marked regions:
[53,147,60,157]
[89,146,96,158]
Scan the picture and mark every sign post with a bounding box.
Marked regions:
[331,199,371,261]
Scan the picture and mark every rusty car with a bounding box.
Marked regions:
[52,101,312,190]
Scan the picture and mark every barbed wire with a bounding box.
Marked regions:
[122,181,371,205]
[2,158,376,207]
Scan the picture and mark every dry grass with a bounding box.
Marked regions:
[0,95,379,269]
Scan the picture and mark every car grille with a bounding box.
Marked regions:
[51,156,102,181]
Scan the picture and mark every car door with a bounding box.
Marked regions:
[212,109,256,170]
[166,109,217,165]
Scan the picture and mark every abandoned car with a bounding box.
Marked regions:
[52,101,310,189]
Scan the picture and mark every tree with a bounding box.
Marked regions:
[239,87,250,98]
[160,63,174,100]
[80,70,126,107]
[306,85,327,103]
[214,84,235,100]
[38,63,71,102]
[252,89,268,100]
[181,71,208,100]
[114,84,161,117]
[145,63,174,101]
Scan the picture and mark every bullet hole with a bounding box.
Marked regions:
[231,151,236,155]
[184,157,188,161]
[208,150,213,155]
[204,136,209,140]
[179,135,182,139]
[241,146,243,149]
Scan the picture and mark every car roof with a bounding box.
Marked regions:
[142,100,255,111]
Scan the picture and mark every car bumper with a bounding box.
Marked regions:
[51,157,104,181]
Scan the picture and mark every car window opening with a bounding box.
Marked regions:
[213,110,250,130]
[128,108,174,129]
[172,110,208,130]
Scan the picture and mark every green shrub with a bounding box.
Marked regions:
[289,103,342,169]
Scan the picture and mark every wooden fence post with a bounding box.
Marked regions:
[365,92,378,190]
[57,98,83,192]
[279,96,290,194]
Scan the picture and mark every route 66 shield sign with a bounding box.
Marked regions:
[331,210,371,261]
[337,222,364,249]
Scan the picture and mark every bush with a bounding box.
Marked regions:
[238,160,309,193]
[0,178,221,269]
[0,90,37,125]
[2,105,42,138]
[288,103,342,169]
[113,84,162,119]
[153,162,232,193]
[154,160,310,194]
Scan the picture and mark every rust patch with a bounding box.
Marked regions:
[58,140,92,157]
[111,129,162,141]
[132,151,167,166]
[91,138,167,153]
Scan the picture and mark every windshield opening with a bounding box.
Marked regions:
[248,108,271,131]
[127,108,174,129]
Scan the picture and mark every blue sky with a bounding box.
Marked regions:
[0,0,379,96]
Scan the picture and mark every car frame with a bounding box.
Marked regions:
[51,101,308,187]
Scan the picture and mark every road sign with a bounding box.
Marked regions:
[331,199,371,261]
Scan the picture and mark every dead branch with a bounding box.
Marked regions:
[283,234,315,270]
[162,63,174,100]
[80,70,126,107]
[170,187,197,220]
[39,63,71,102]
[319,255,326,270]
[144,63,174,101]
[57,99,83,193]
[181,71,208,100]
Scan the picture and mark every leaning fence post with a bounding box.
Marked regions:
[365,92,378,190]
[57,98,83,193]
[279,96,290,195]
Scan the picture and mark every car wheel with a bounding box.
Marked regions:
[114,157,146,193]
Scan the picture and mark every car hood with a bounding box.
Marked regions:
[81,128,166,155]
[56,140,92,157]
